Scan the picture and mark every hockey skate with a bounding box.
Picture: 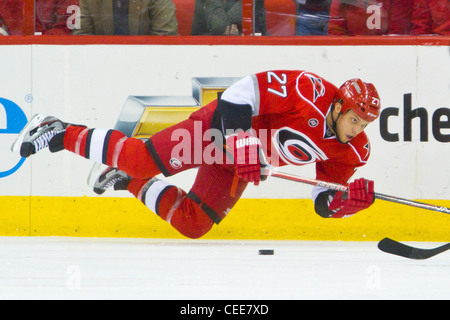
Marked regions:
[11,114,68,158]
[93,167,131,195]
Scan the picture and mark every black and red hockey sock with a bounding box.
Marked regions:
[127,177,213,239]
[61,126,161,179]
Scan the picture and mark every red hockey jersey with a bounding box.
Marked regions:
[222,70,371,186]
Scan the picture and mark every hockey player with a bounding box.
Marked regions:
[14,70,380,239]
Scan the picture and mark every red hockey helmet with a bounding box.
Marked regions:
[335,79,381,122]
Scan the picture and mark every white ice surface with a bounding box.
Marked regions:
[0,236,449,300]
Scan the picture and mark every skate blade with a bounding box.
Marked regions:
[10,114,46,154]
[87,162,107,188]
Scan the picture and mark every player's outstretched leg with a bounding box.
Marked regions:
[12,114,69,158]
[14,114,161,180]
[94,168,214,239]
[61,125,160,180]
[127,177,215,239]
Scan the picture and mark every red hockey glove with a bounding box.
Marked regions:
[328,178,375,218]
[225,131,263,185]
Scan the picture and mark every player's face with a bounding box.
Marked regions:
[336,109,370,143]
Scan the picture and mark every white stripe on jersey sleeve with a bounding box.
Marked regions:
[220,75,259,115]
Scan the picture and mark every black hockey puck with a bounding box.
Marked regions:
[258,249,274,255]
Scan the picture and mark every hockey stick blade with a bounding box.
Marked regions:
[378,238,450,260]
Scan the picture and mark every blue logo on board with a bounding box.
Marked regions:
[0,97,28,178]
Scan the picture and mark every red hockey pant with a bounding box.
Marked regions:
[62,103,248,239]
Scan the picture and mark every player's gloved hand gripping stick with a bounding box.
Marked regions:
[225,131,265,185]
[263,167,450,215]
[226,134,374,217]
[327,178,374,217]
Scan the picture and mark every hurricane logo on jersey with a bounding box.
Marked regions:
[305,74,325,102]
[273,127,328,165]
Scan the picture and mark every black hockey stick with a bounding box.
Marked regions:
[264,168,450,259]
[378,237,450,260]
[264,168,450,215]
